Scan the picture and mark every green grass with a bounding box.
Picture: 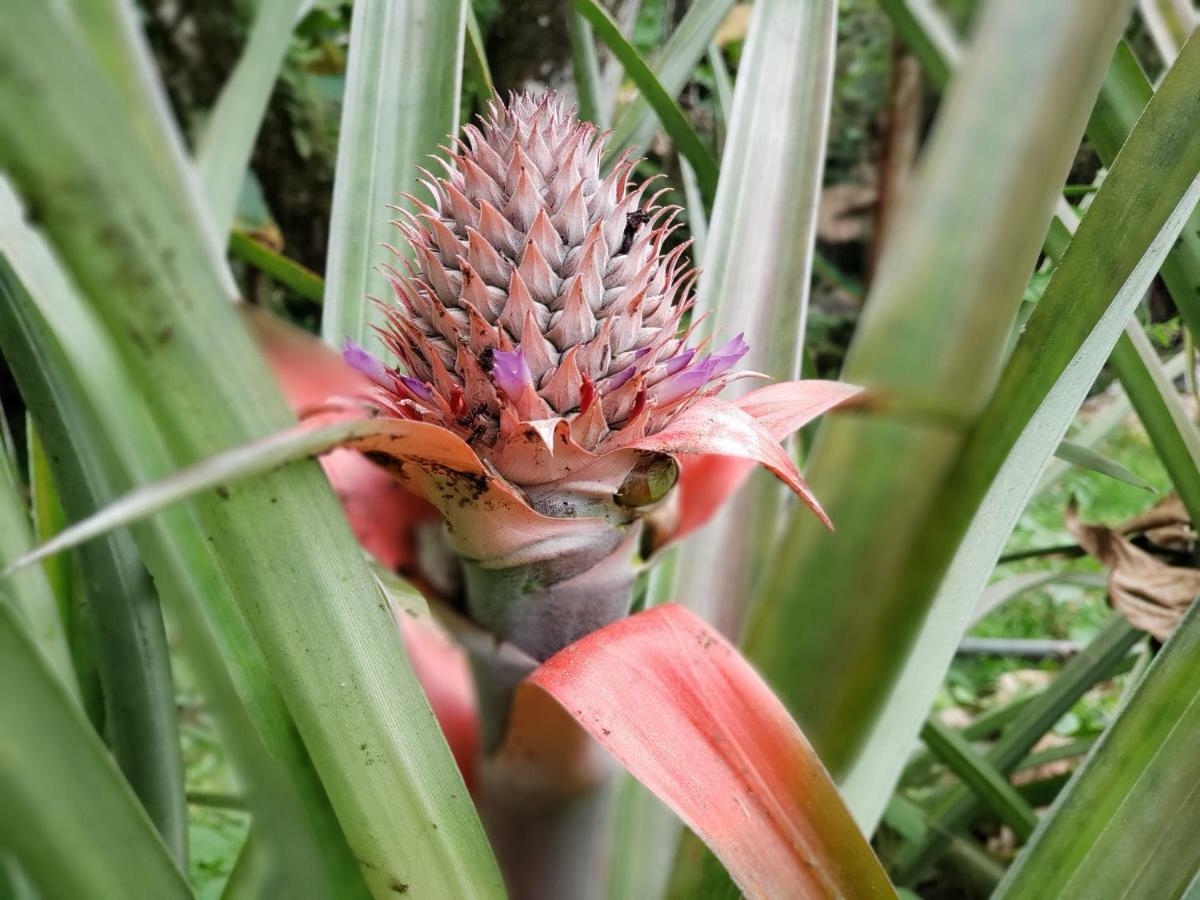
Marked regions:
[175,654,248,897]
[937,408,1167,730]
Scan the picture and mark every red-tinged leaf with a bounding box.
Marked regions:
[328,416,618,568]
[243,305,369,413]
[321,448,437,571]
[735,380,865,441]
[674,453,755,541]
[670,381,863,540]
[527,604,895,899]
[621,396,832,528]
[397,614,480,791]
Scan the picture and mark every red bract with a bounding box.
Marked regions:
[529,604,896,899]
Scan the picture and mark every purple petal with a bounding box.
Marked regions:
[663,347,697,377]
[708,333,750,377]
[491,348,534,402]
[342,339,394,389]
[655,357,719,406]
[606,365,637,391]
[399,375,434,402]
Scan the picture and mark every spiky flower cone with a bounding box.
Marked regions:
[345,92,747,486]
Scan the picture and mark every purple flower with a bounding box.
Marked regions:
[491,348,534,402]
[399,375,434,402]
[708,333,749,377]
[343,339,394,390]
[663,347,697,377]
[606,366,637,391]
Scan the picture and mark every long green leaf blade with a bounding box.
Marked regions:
[1,312,189,865]
[0,188,374,897]
[196,0,311,233]
[1088,41,1200,341]
[0,597,189,898]
[894,619,1142,881]
[65,0,235,296]
[877,58,1200,830]
[677,0,839,642]
[0,403,77,697]
[1053,438,1156,492]
[572,0,719,200]
[1107,323,1200,519]
[919,718,1038,841]
[322,0,467,348]
[0,198,366,898]
[996,602,1200,898]
[605,0,736,160]
[744,0,1133,809]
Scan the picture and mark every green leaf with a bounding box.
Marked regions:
[605,0,737,161]
[996,601,1200,899]
[1086,41,1200,346]
[229,229,325,303]
[10,364,189,863]
[0,396,78,698]
[971,570,1106,628]
[196,0,311,233]
[572,0,719,201]
[0,598,189,898]
[893,619,1142,881]
[464,5,495,103]
[1053,439,1156,492]
[742,0,1134,831]
[0,201,367,899]
[0,3,503,895]
[322,0,468,348]
[64,0,234,290]
[568,9,606,126]
[877,0,960,91]
[919,718,1038,841]
[674,0,839,664]
[1037,350,1188,495]
[1107,322,1200,520]
[4,419,393,575]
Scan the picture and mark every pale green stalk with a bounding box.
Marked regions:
[743,0,1134,817]
[323,0,467,347]
[197,0,313,232]
[673,0,838,634]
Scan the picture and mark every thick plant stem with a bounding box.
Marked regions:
[462,535,642,899]
[477,687,619,900]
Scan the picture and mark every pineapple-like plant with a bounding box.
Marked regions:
[313,92,847,664]
[254,90,863,893]
[6,1,1192,898]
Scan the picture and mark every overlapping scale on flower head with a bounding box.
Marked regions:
[345,91,748,485]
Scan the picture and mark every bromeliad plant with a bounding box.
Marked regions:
[3,1,1200,899]
[277,91,849,663]
[158,89,872,894]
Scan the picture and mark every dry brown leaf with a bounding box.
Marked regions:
[817,182,878,243]
[1066,497,1200,640]
[713,4,752,47]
